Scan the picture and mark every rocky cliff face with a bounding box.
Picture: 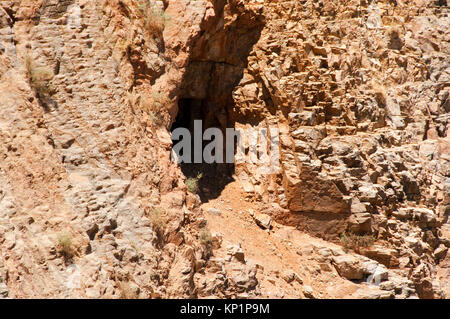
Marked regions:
[229,0,450,299]
[0,0,448,299]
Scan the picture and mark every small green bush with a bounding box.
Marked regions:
[185,173,203,194]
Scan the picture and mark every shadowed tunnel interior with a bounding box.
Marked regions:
[171,98,235,202]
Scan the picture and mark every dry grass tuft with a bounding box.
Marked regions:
[25,54,55,97]
[340,231,376,253]
[147,208,166,238]
[198,226,213,247]
[136,0,167,36]
[127,90,169,125]
[56,232,75,260]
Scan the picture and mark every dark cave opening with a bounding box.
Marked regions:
[172,98,235,202]
[169,0,265,202]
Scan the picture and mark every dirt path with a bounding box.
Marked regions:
[200,180,362,298]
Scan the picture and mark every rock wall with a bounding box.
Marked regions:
[0,0,448,298]
[0,0,210,298]
[229,0,449,298]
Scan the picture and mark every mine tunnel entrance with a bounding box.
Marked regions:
[171,98,235,202]
[169,1,265,202]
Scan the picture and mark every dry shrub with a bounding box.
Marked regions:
[340,231,375,253]
[142,92,170,113]
[148,208,166,238]
[198,226,212,247]
[126,90,139,108]
[56,232,75,260]
[185,173,203,194]
[136,0,167,36]
[127,90,169,125]
[25,54,55,97]
[143,92,171,125]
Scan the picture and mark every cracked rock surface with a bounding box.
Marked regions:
[0,0,448,298]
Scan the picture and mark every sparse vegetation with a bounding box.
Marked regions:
[185,172,203,194]
[25,54,55,98]
[198,226,213,247]
[340,231,376,253]
[148,111,159,124]
[56,232,75,259]
[126,90,139,108]
[126,90,169,125]
[148,208,166,237]
[136,0,168,36]
[144,92,170,113]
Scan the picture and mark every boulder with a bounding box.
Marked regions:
[226,244,245,263]
[360,245,399,268]
[251,211,272,230]
[207,208,222,215]
[348,212,372,234]
[302,285,315,299]
[358,184,379,204]
[434,245,448,260]
[412,208,438,228]
[332,255,364,280]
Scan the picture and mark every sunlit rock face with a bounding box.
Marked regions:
[0,0,448,299]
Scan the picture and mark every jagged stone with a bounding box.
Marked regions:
[0,0,447,299]
[250,211,272,230]
[332,255,365,280]
[302,285,315,299]
[226,244,246,264]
